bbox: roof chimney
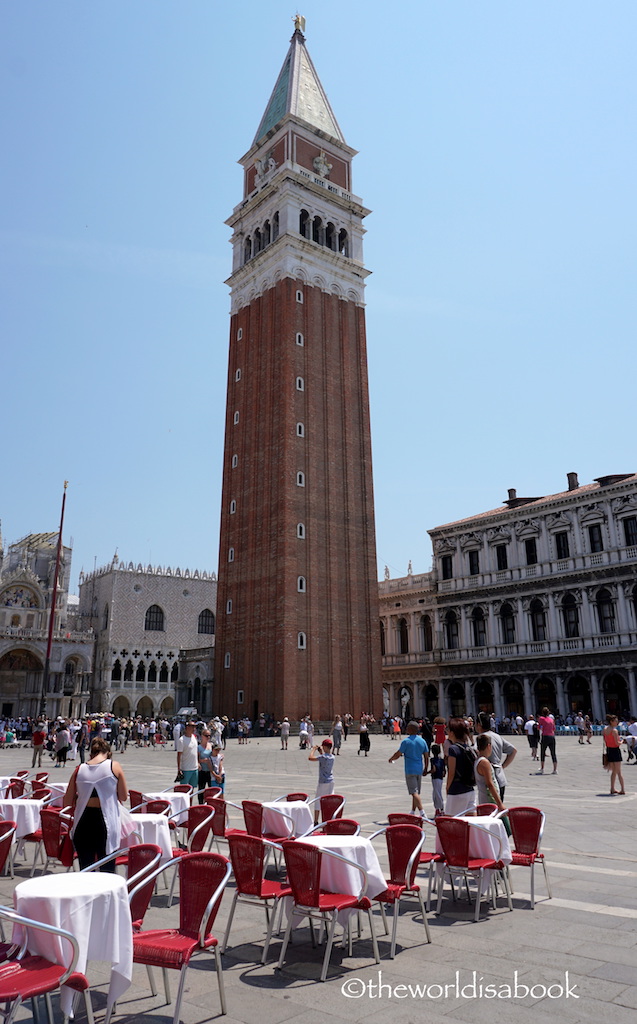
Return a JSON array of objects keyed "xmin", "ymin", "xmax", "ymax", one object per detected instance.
[
  {"xmin": 567, "ymin": 472, "xmax": 579, "ymax": 491},
  {"xmin": 508, "ymin": 488, "xmax": 517, "ymax": 501}
]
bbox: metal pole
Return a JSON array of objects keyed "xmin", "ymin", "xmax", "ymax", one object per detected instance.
[{"xmin": 40, "ymin": 481, "xmax": 68, "ymax": 718}]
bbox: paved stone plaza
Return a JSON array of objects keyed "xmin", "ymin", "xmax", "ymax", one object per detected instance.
[{"xmin": 0, "ymin": 732, "xmax": 635, "ymax": 1024}]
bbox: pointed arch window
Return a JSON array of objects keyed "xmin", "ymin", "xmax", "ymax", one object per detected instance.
[
  {"xmin": 296, "ymin": 422, "xmax": 305, "ymax": 437},
  {"xmin": 171, "ymin": 662, "xmax": 179, "ymax": 682},
  {"xmin": 124, "ymin": 660, "xmax": 134, "ymax": 681},
  {"xmin": 297, "ymin": 471, "xmax": 305, "ymax": 487},
  {"xmin": 145, "ymin": 605, "xmax": 165, "ymax": 632},
  {"xmin": 297, "ymin": 632, "xmax": 307, "ymax": 650},
  {"xmin": 297, "ymin": 576, "xmax": 306, "ymax": 593},
  {"xmin": 111, "ymin": 659, "xmax": 122, "ymax": 681},
  {"xmin": 296, "ymin": 523, "xmax": 305, "ymax": 539},
  {"xmin": 148, "ymin": 661, "xmax": 157, "ymax": 682},
  {"xmin": 296, "ymin": 332, "xmax": 304, "ymax": 346},
  {"xmin": 296, "ymin": 377, "xmax": 304, "ymax": 391},
  {"xmin": 159, "ymin": 661, "xmax": 169, "ymax": 682},
  {"xmin": 198, "ymin": 608, "xmax": 215, "ymax": 635},
  {"xmin": 136, "ymin": 661, "xmax": 146, "ymax": 682}
]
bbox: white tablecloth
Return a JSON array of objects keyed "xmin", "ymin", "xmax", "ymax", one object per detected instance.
[
  {"xmin": 14, "ymin": 872, "xmax": 133, "ymax": 1015},
  {"xmin": 124, "ymin": 813, "xmax": 172, "ymax": 862},
  {"xmin": 0, "ymin": 798, "xmax": 44, "ymax": 838},
  {"xmin": 143, "ymin": 790, "xmax": 190, "ymax": 825},
  {"xmin": 43, "ymin": 781, "xmax": 67, "ymax": 807},
  {"xmin": 262, "ymin": 801, "xmax": 313, "ymax": 838},
  {"xmin": 302, "ymin": 835, "xmax": 387, "ymax": 898},
  {"xmin": 0, "ymin": 777, "xmax": 14, "ymax": 798},
  {"xmin": 435, "ymin": 816, "xmax": 511, "ymax": 893}
]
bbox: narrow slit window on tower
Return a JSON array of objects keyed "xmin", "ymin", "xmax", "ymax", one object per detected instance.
[
  {"xmin": 296, "ymin": 332, "xmax": 304, "ymax": 346},
  {"xmin": 237, "ymin": 328, "xmax": 243, "ymax": 340},
  {"xmin": 297, "ymin": 576, "xmax": 306, "ymax": 593},
  {"xmin": 296, "ymin": 377, "xmax": 304, "ymax": 391},
  {"xmin": 231, "ymin": 454, "xmax": 238, "ymax": 468},
  {"xmin": 297, "ymin": 632, "xmax": 307, "ymax": 650},
  {"xmin": 297, "ymin": 523, "xmax": 305, "ymax": 539},
  {"xmin": 228, "ymin": 547, "xmax": 234, "ymax": 562},
  {"xmin": 296, "ymin": 422, "xmax": 305, "ymax": 437},
  {"xmin": 230, "ymin": 500, "xmax": 236, "ymax": 514},
  {"xmin": 296, "ymin": 290, "xmax": 303, "ymax": 303},
  {"xmin": 297, "ymin": 471, "xmax": 305, "ymax": 487},
  {"xmin": 235, "ymin": 369, "xmax": 241, "ymax": 382},
  {"xmin": 224, "ymin": 653, "xmax": 231, "ymax": 668},
  {"xmin": 233, "ymin": 411, "xmax": 239, "ymax": 424},
  {"xmin": 226, "ymin": 599, "xmax": 232, "ymax": 614}
]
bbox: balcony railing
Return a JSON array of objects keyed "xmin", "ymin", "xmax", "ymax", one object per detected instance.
[
  {"xmin": 0, "ymin": 626, "xmax": 94, "ymax": 642},
  {"xmin": 381, "ymin": 630, "xmax": 635, "ymax": 668}
]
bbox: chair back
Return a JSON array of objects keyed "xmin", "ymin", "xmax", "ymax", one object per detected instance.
[
  {"xmin": 388, "ymin": 812, "xmax": 423, "ymax": 827},
  {"xmin": 178, "ymin": 852, "xmax": 231, "ymax": 940},
  {"xmin": 40, "ymin": 807, "xmax": 74, "ymax": 866},
  {"xmin": 435, "ymin": 817, "xmax": 470, "ymax": 868},
  {"xmin": 31, "ymin": 782, "xmax": 51, "ymax": 799},
  {"xmin": 7, "ymin": 779, "xmax": 25, "ymax": 799},
  {"xmin": 173, "ymin": 784, "xmax": 193, "ymax": 795},
  {"xmin": 319, "ymin": 794, "xmax": 344, "ymax": 822},
  {"xmin": 286, "ymin": 792, "xmax": 308, "ymax": 802},
  {"xmin": 203, "ymin": 787, "xmax": 223, "ymax": 801},
  {"xmin": 476, "ymin": 803, "xmax": 498, "ymax": 816},
  {"xmin": 144, "ymin": 799, "xmax": 171, "ymax": 815},
  {"xmin": 34, "ymin": 772, "xmax": 49, "ymax": 783},
  {"xmin": 282, "ymin": 841, "xmax": 322, "ymax": 908},
  {"xmin": 208, "ymin": 797, "xmax": 228, "ymax": 837},
  {"xmin": 186, "ymin": 805, "xmax": 215, "ymax": 852},
  {"xmin": 385, "ymin": 824, "xmax": 423, "ymax": 887},
  {"xmin": 227, "ymin": 834, "xmax": 268, "ymax": 896},
  {"xmin": 127, "ymin": 843, "xmax": 162, "ymax": 927},
  {"xmin": 321, "ymin": 818, "xmax": 360, "ymax": 836},
  {"xmin": 507, "ymin": 807, "xmax": 543, "ymax": 856},
  {"xmin": 242, "ymin": 800, "xmax": 264, "ymax": 837},
  {"xmin": 129, "ymin": 789, "xmax": 144, "ymax": 810},
  {"xmin": 14, "ymin": 771, "xmax": 30, "ymax": 781},
  {"xmin": 0, "ymin": 821, "xmax": 16, "ymax": 874}
]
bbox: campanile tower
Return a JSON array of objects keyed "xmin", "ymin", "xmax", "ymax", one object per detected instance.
[{"xmin": 214, "ymin": 19, "xmax": 380, "ymax": 722}]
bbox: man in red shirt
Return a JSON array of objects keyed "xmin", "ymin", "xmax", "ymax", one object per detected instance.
[{"xmin": 31, "ymin": 722, "xmax": 47, "ymax": 768}]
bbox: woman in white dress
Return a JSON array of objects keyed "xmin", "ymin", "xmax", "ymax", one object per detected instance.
[{"xmin": 64, "ymin": 738, "xmax": 128, "ymax": 870}]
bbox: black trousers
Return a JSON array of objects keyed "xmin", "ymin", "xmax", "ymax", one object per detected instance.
[{"xmin": 72, "ymin": 806, "xmax": 116, "ymax": 871}]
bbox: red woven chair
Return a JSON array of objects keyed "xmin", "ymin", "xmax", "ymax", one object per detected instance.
[
  {"xmin": 129, "ymin": 789, "xmax": 144, "ymax": 810},
  {"xmin": 0, "ymin": 906, "xmax": 94, "ymax": 1024},
  {"xmin": 33, "ymin": 772, "xmax": 50, "ymax": 784},
  {"xmin": 385, "ymin": 815, "xmax": 444, "ymax": 911},
  {"xmin": 476, "ymin": 803, "xmax": 499, "ymax": 816},
  {"xmin": 435, "ymin": 817, "xmax": 512, "ymax": 921},
  {"xmin": 172, "ymin": 784, "xmax": 193, "ymax": 796},
  {"xmin": 317, "ymin": 794, "xmax": 345, "ymax": 821},
  {"xmin": 167, "ymin": 805, "xmax": 216, "ymax": 906},
  {"xmin": 6, "ymin": 779, "xmax": 25, "ymax": 799},
  {"xmin": 202, "ymin": 787, "xmax": 223, "ymax": 803},
  {"xmin": 278, "ymin": 840, "xmax": 380, "ymax": 981},
  {"xmin": 221, "ymin": 834, "xmax": 291, "ymax": 962},
  {"xmin": 38, "ymin": 807, "xmax": 76, "ymax": 874},
  {"xmin": 305, "ymin": 818, "xmax": 361, "ymax": 837},
  {"xmin": 30, "ymin": 782, "xmax": 52, "ymax": 801},
  {"xmin": 272, "ymin": 792, "xmax": 308, "ymax": 803},
  {"xmin": 501, "ymin": 806, "xmax": 552, "ymax": 908},
  {"xmin": 206, "ymin": 797, "xmax": 245, "ymax": 852},
  {"xmin": 0, "ymin": 820, "xmax": 16, "ymax": 880},
  {"xmin": 132, "ymin": 851, "xmax": 231, "ymax": 1022},
  {"xmin": 14, "ymin": 771, "xmax": 30, "ymax": 781},
  {"xmin": 388, "ymin": 812, "xmax": 423, "ymax": 826},
  {"xmin": 372, "ymin": 824, "xmax": 432, "ymax": 957},
  {"xmin": 242, "ymin": 800, "xmax": 294, "ymax": 842},
  {"xmin": 143, "ymin": 800, "xmax": 171, "ymax": 816}
]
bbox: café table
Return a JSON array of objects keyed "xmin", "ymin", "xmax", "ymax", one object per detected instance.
[
  {"xmin": 0, "ymin": 798, "xmax": 45, "ymax": 839},
  {"xmin": 123, "ymin": 812, "xmax": 172, "ymax": 861},
  {"xmin": 435, "ymin": 815, "xmax": 512, "ymax": 894},
  {"xmin": 0, "ymin": 777, "xmax": 14, "ymax": 798},
  {"xmin": 143, "ymin": 789, "xmax": 190, "ymax": 825},
  {"xmin": 13, "ymin": 871, "xmax": 133, "ymax": 1016},
  {"xmin": 262, "ymin": 800, "xmax": 313, "ymax": 838},
  {"xmin": 42, "ymin": 781, "xmax": 67, "ymax": 807}
]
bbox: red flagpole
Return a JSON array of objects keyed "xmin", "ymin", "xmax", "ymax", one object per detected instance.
[{"xmin": 40, "ymin": 481, "xmax": 68, "ymax": 718}]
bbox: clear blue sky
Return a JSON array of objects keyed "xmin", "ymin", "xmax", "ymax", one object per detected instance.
[{"xmin": 2, "ymin": 1, "xmax": 635, "ymax": 590}]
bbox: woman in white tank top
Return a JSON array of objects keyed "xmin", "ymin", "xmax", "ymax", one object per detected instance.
[{"xmin": 64, "ymin": 737, "xmax": 128, "ymax": 870}]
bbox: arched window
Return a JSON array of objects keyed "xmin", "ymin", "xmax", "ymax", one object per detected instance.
[
  {"xmin": 145, "ymin": 605, "xmax": 165, "ymax": 631},
  {"xmin": 562, "ymin": 594, "xmax": 579, "ymax": 638},
  {"xmin": 445, "ymin": 611, "xmax": 459, "ymax": 650},
  {"xmin": 124, "ymin": 660, "xmax": 134, "ymax": 681},
  {"xmin": 198, "ymin": 608, "xmax": 215, "ymax": 635},
  {"xmin": 471, "ymin": 608, "xmax": 487, "ymax": 647},
  {"xmin": 171, "ymin": 662, "xmax": 179, "ymax": 682},
  {"xmin": 296, "ymin": 377, "xmax": 304, "ymax": 391},
  {"xmin": 312, "ymin": 216, "xmax": 323, "ymax": 244},
  {"xmin": 230, "ymin": 500, "xmax": 236, "ymax": 514},
  {"xmin": 338, "ymin": 228, "xmax": 349, "ymax": 256},
  {"xmin": 136, "ymin": 661, "xmax": 146, "ymax": 682},
  {"xmin": 224, "ymin": 652, "xmax": 231, "ymax": 668},
  {"xmin": 102, "ymin": 604, "xmax": 109, "ymax": 631},
  {"xmin": 147, "ymin": 661, "xmax": 157, "ymax": 682},
  {"xmin": 421, "ymin": 614, "xmax": 433, "ymax": 651},
  {"xmin": 325, "ymin": 221, "xmax": 336, "ymax": 250},
  {"xmin": 500, "ymin": 603, "xmax": 515, "ymax": 644},
  {"xmin": 380, "ymin": 620, "xmax": 386, "ymax": 656},
  {"xmin": 297, "ymin": 471, "xmax": 305, "ymax": 487},
  {"xmin": 111, "ymin": 659, "xmax": 122, "ymax": 681},
  {"xmin": 530, "ymin": 598, "xmax": 546, "ymax": 641},
  {"xmin": 232, "ymin": 454, "xmax": 238, "ymax": 468},
  {"xmin": 272, "ymin": 211, "xmax": 279, "ymax": 240},
  {"xmin": 632, "ymin": 585, "xmax": 637, "ymax": 627},
  {"xmin": 254, "ymin": 227, "xmax": 262, "ymax": 254},
  {"xmin": 235, "ymin": 369, "xmax": 241, "ymax": 382},
  {"xmin": 297, "ymin": 632, "xmax": 307, "ymax": 650},
  {"xmin": 296, "ymin": 523, "xmax": 305, "ymax": 539},
  {"xmin": 233, "ymin": 411, "xmax": 239, "ymax": 424},
  {"xmin": 159, "ymin": 662, "xmax": 169, "ymax": 682},
  {"xmin": 243, "ymin": 237, "xmax": 252, "ymax": 263},
  {"xmin": 297, "ymin": 576, "xmax": 306, "ymax": 593},
  {"xmin": 296, "ymin": 422, "xmax": 305, "ymax": 437},
  {"xmin": 263, "ymin": 219, "xmax": 271, "ymax": 245},
  {"xmin": 299, "ymin": 209, "xmax": 310, "ymax": 238},
  {"xmin": 194, "ymin": 678, "xmax": 201, "ymax": 704},
  {"xmin": 596, "ymin": 588, "xmax": 615, "ymax": 633},
  {"xmin": 398, "ymin": 617, "xmax": 409, "ymax": 654},
  {"xmin": 226, "ymin": 600, "xmax": 232, "ymax": 614},
  {"xmin": 228, "ymin": 548, "xmax": 234, "ymax": 562},
  {"xmin": 296, "ymin": 332, "xmax": 304, "ymax": 346}
]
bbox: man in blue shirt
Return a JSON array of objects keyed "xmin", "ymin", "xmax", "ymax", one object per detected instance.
[{"xmin": 388, "ymin": 720, "xmax": 429, "ymax": 815}]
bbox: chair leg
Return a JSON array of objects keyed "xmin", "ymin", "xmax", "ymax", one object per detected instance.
[
  {"xmin": 262, "ymin": 897, "xmax": 280, "ymax": 964},
  {"xmin": 162, "ymin": 966, "xmax": 172, "ymax": 1005},
  {"xmin": 390, "ymin": 899, "xmax": 400, "ymax": 959},
  {"xmin": 145, "ymin": 964, "xmax": 158, "ymax": 996},
  {"xmin": 276, "ymin": 912, "xmax": 295, "ymax": 970},
  {"xmin": 167, "ymin": 864, "xmax": 179, "ymax": 908},
  {"xmin": 378, "ymin": 902, "xmax": 389, "ymax": 934},
  {"xmin": 474, "ymin": 869, "xmax": 483, "ymax": 922},
  {"xmin": 436, "ymin": 869, "xmax": 445, "ymax": 915},
  {"xmin": 221, "ymin": 890, "xmax": 239, "ymax": 954},
  {"xmin": 530, "ymin": 863, "xmax": 535, "ymax": 909},
  {"xmin": 85, "ymin": 990, "xmax": 96, "ymax": 1024},
  {"xmin": 542, "ymin": 858, "xmax": 553, "ymax": 899},
  {"xmin": 501, "ymin": 869, "xmax": 513, "ymax": 912},
  {"xmin": 172, "ymin": 966, "xmax": 188, "ymax": 1024},
  {"xmin": 366, "ymin": 907, "xmax": 380, "ymax": 964},
  {"xmin": 320, "ymin": 912, "xmax": 338, "ymax": 982},
  {"xmin": 417, "ymin": 889, "xmax": 432, "ymax": 943},
  {"xmin": 214, "ymin": 945, "xmax": 227, "ymax": 1015},
  {"xmin": 44, "ymin": 993, "xmax": 54, "ymax": 1024}
]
